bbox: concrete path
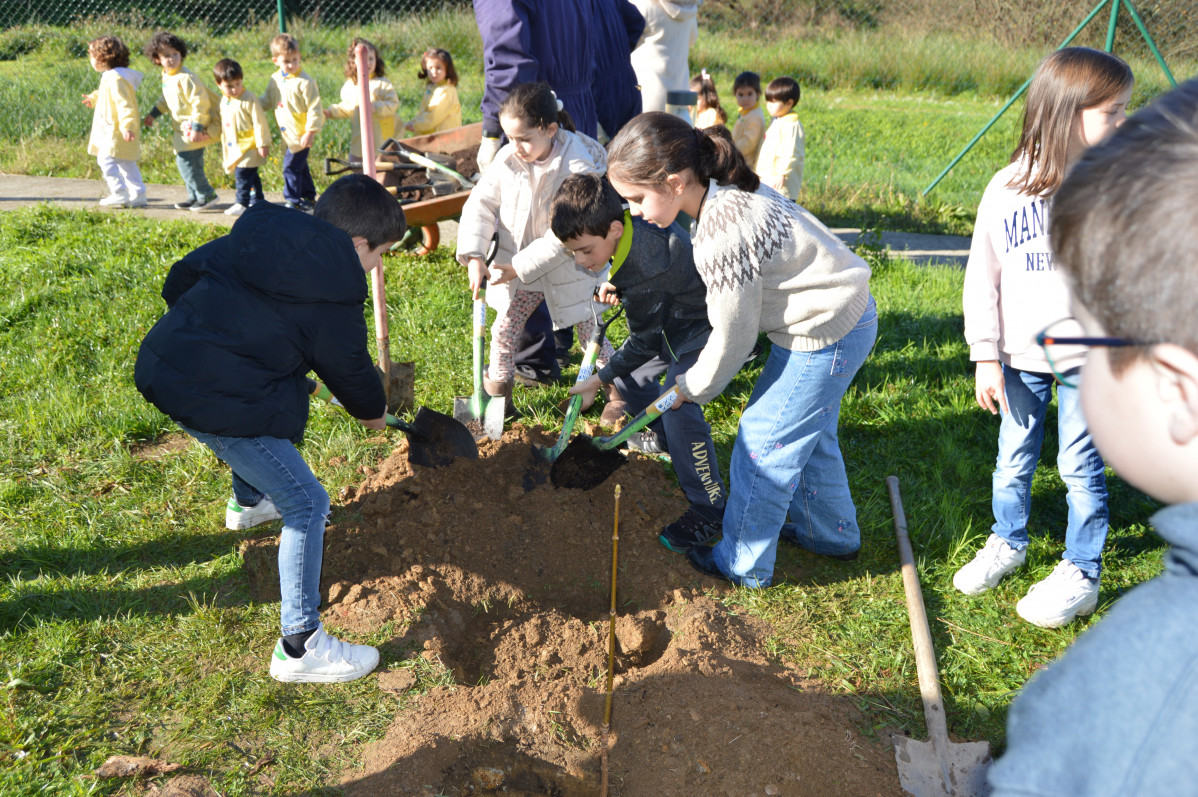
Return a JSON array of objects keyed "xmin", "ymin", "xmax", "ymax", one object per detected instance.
[{"xmin": 0, "ymin": 173, "xmax": 971, "ymax": 265}]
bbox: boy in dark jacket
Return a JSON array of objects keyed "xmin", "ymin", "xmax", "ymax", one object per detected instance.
[
  {"xmin": 135, "ymin": 174, "xmax": 406, "ymax": 683},
  {"xmin": 553, "ymin": 173, "xmax": 726, "ymax": 552}
]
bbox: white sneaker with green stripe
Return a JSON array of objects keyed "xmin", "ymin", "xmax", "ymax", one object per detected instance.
[
  {"xmin": 224, "ymin": 496, "xmax": 281, "ymax": 530},
  {"xmin": 269, "ymin": 623, "xmax": 379, "ymax": 683}
]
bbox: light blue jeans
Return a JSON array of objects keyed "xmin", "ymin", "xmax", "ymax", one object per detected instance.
[
  {"xmin": 712, "ymin": 297, "xmax": 878, "ymax": 587},
  {"xmin": 991, "ymin": 365, "xmax": 1108, "ymax": 579},
  {"xmin": 182, "ymin": 427, "xmax": 329, "ymax": 635}
]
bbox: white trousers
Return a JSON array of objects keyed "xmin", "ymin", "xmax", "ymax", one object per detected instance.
[{"xmin": 97, "ymin": 154, "xmax": 145, "ymax": 199}]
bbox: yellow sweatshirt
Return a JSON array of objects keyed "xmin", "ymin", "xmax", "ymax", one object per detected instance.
[
  {"xmin": 261, "ymin": 69, "xmax": 324, "ymax": 153},
  {"xmin": 756, "ymin": 112, "xmax": 805, "ymax": 201},
  {"xmin": 219, "ymin": 91, "xmax": 271, "ymax": 173},
  {"xmin": 408, "ymin": 83, "xmax": 462, "ymax": 136},
  {"xmin": 731, "ymin": 105, "xmax": 765, "ymax": 167},
  {"xmin": 87, "ymin": 67, "xmax": 142, "ymax": 162},
  {"xmin": 324, "ymin": 77, "xmax": 399, "ymax": 158},
  {"xmin": 153, "ymin": 66, "xmax": 220, "ymax": 153}
]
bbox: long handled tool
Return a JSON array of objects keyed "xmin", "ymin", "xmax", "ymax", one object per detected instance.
[
  {"xmin": 308, "ymin": 380, "xmax": 476, "ymax": 468},
  {"xmin": 887, "ymin": 476, "xmax": 991, "ymax": 797},
  {"xmin": 549, "ymin": 385, "xmax": 681, "ymax": 490},
  {"xmin": 600, "ymin": 483, "xmax": 621, "ymax": 797},
  {"xmin": 323, "ymin": 157, "xmax": 423, "ymax": 176},
  {"xmin": 453, "ymin": 236, "xmax": 504, "ymax": 441},
  {"xmin": 379, "ymin": 137, "xmax": 476, "ymax": 189},
  {"xmin": 535, "ymin": 301, "xmax": 624, "ymax": 463}
]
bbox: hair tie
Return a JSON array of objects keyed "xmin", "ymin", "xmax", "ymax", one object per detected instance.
[
  {"xmin": 700, "ymin": 68, "xmax": 709, "ymax": 81},
  {"xmin": 556, "ymin": 99, "xmax": 564, "ymax": 112}
]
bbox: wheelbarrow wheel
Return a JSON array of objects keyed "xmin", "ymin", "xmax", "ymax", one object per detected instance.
[{"xmin": 414, "ymin": 224, "xmax": 440, "ymax": 256}]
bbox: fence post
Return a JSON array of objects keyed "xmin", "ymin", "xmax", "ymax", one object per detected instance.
[
  {"xmin": 1123, "ymin": 0, "xmax": 1179, "ymax": 86},
  {"xmin": 1104, "ymin": 0, "xmax": 1121, "ymax": 51},
  {"xmin": 277, "ymin": 0, "xmax": 286, "ymax": 33}
]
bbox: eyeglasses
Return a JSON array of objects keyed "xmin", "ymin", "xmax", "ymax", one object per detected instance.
[{"xmin": 1035, "ymin": 318, "xmax": 1145, "ymax": 387}]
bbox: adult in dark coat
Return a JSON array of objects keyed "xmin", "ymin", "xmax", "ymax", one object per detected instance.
[
  {"xmin": 135, "ymin": 177, "xmax": 405, "ymax": 684},
  {"xmin": 474, "ymin": 0, "xmax": 601, "ymax": 382},
  {"xmin": 592, "ymin": 0, "xmax": 646, "ymax": 140}
]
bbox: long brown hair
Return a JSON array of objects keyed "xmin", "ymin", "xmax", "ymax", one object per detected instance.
[
  {"xmin": 1010, "ymin": 47, "xmax": 1132, "ymax": 196},
  {"xmin": 690, "ymin": 71, "xmax": 727, "ymax": 125},
  {"xmin": 499, "ymin": 81, "xmax": 575, "ymax": 133},
  {"xmin": 606, "ymin": 111, "xmax": 759, "ymax": 192},
  {"xmin": 343, "ymin": 38, "xmax": 386, "ymax": 82}
]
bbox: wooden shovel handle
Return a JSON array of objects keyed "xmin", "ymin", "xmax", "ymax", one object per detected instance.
[{"xmin": 887, "ymin": 475, "xmax": 951, "ymax": 745}]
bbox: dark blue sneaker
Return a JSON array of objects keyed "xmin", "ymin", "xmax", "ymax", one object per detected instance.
[{"xmin": 659, "ymin": 507, "xmax": 722, "ymax": 553}]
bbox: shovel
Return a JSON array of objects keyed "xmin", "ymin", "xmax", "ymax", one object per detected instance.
[
  {"xmin": 308, "ymin": 379, "xmax": 476, "ymax": 468},
  {"xmin": 453, "ymin": 236, "xmax": 504, "ymax": 441},
  {"xmin": 550, "ymin": 385, "xmax": 681, "ymax": 490},
  {"xmin": 535, "ymin": 301, "xmax": 624, "ymax": 463},
  {"xmin": 887, "ymin": 475, "xmax": 991, "ymax": 797}
]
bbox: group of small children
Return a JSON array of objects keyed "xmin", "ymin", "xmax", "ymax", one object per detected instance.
[
  {"xmin": 85, "ymin": 32, "xmax": 461, "ymax": 214},
  {"xmin": 688, "ymin": 69, "xmax": 805, "ymax": 201}
]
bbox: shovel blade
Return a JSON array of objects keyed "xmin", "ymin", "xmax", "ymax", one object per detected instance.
[
  {"xmin": 453, "ymin": 394, "xmax": 504, "ymax": 442},
  {"xmin": 549, "ymin": 434, "xmax": 628, "ymax": 490},
  {"xmin": 894, "ymin": 735, "xmax": 991, "ymax": 797},
  {"xmin": 405, "ymin": 406, "xmax": 479, "ymax": 468}
]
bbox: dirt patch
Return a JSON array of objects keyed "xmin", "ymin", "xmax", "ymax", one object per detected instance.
[
  {"xmin": 129, "ymin": 433, "xmax": 191, "ymax": 461},
  {"xmin": 241, "ymin": 424, "xmax": 901, "ymax": 796}
]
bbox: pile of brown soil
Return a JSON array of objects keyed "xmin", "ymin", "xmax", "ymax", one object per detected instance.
[
  {"xmin": 241, "ymin": 424, "xmax": 901, "ymax": 796},
  {"xmin": 382, "ymin": 145, "xmax": 479, "ymax": 204}
]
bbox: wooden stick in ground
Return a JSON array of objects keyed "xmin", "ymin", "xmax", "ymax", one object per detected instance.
[
  {"xmin": 601, "ymin": 484, "xmax": 621, "ymax": 797},
  {"xmin": 355, "ymin": 43, "xmax": 391, "ymax": 406}
]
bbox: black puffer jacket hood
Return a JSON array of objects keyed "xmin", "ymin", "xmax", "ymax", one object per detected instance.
[{"xmin": 135, "ymin": 202, "xmax": 386, "ymax": 440}]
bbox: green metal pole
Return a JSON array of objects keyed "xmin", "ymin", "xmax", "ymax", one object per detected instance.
[
  {"xmin": 1104, "ymin": 0, "xmax": 1121, "ymax": 51},
  {"xmin": 277, "ymin": 0, "xmax": 286, "ymax": 33},
  {"xmin": 922, "ymin": 0, "xmax": 1110, "ymax": 196},
  {"xmin": 1123, "ymin": 0, "xmax": 1178, "ymax": 87}
]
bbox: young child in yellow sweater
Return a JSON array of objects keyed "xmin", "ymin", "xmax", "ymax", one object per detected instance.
[
  {"xmin": 142, "ymin": 31, "xmax": 221, "ymax": 211},
  {"xmin": 83, "ymin": 35, "xmax": 146, "ymax": 208},
  {"xmin": 213, "ymin": 58, "xmax": 270, "ymax": 217},
  {"xmin": 730, "ymin": 71, "xmax": 766, "ymax": 167},
  {"xmin": 405, "ymin": 48, "xmax": 462, "ymax": 136},
  {"xmin": 323, "ymin": 38, "xmax": 398, "ymax": 162},
  {"xmin": 261, "ymin": 33, "xmax": 323, "ymax": 212}
]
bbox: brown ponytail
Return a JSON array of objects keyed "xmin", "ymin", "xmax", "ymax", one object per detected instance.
[{"xmin": 607, "ymin": 112, "xmax": 759, "ymax": 192}]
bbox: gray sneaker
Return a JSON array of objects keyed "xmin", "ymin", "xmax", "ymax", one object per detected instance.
[{"xmin": 626, "ymin": 429, "xmax": 668, "ymax": 456}]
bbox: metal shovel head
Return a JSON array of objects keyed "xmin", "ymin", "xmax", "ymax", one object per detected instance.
[
  {"xmin": 453, "ymin": 393, "xmax": 504, "ymax": 442},
  {"xmin": 549, "ymin": 434, "xmax": 628, "ymax": 490},
  {"xmin": 894, "ymin": 734, "xmax": 991, "ymax": 797},
  {"xmin": 405, "ymin": 406, "xmax": 479, "ymax": 468}
]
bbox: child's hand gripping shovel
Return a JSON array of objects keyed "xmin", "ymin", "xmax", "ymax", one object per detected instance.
[
  {"xmin": 534, "ymin": 299, "xmax": 624, "ymax": 463},
  {"xmin": 309, "ymin": 380, "xmax": 476, "ymax": 469},
  {"xmin": 453, "ymin": 235, "xmax": 505, "ymax": 441},
  {"xmin": 550, "ymin": 385, "xmax": 682, "ymax": 490}
]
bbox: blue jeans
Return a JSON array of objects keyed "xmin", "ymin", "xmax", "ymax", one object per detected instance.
[
  {"xmin": 233, "ymin": 166, "xmax": 263, "ymax": 206},
  {"xmin": 712, "ymin": 297, "xmax": 878, "ymax": 587},
  {"xmin": 991, "ymin": 365, "xmax": 1108, "ymax": 579},
  {"xmin": 181, "ymin": 427, "xmax": 329, "ymax": 635},
  {"xmin": 614, "ymin": 347, "xmax": 725, "ymax": 516},
  {"xmin": 282, "ymin": 147, "xmax": 315, "ymax": 203},
  {"xmin": 175, "ymin": 148, "xmax": 215, "ymax": 202}
]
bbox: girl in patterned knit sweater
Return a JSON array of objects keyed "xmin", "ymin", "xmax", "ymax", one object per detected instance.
[{"xmin": 607, "ymin": 112, "xmax": 876, "ymax": 588}]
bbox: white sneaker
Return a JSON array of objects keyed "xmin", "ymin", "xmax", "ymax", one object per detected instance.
[
  {"xmin": 952, "ymin": 533, "xmax": 1026, "ymax": 595},
  {"xmin": 1016, "ymin": 560, "xmax": 1099, "ymax": 628},
  {"xmin": 98, "ymin": 193, "xmax": 130, "ymax": 207},
  {"xmin": 224, "ymin": 202, "xmax": 248, "ymax": 216},
  {"xmin": 224, "ymin": 496, "xmax": 281, "ymax": 530},
  {"xmin": 127, "ymin": 194, "xmax": 148, "ymax": 208},
  {"xmin": 269, "ymin": 623, "xmax": 379, "ymax": 683}
]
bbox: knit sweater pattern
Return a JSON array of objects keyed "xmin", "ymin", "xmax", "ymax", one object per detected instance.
[{"xmin": 676, "ymin": 181, "xmax": 871, "ymax": 405}]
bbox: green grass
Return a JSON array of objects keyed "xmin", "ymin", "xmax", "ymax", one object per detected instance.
[{"xmin": 0, "ymin": 205, "xmax": 1166, "ymax": 792}]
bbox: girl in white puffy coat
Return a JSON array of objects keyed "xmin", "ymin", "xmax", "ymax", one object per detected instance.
[{"xmin": 457, "ymin": 81, "xmax": 616, "ymax": 404}]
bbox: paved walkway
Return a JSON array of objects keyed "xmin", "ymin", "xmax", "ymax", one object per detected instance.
[{"xmin": 0, "ymin": 173, "xmax": 971, "ymax": 265}]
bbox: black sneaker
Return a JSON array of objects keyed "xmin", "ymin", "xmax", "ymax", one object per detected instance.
[
  {"xmin": 512, "ymin": 364, "xmax": 559, "ymax": 388},
  {"xmin": 189, "ymin": 194, "xmax": 219, "ymax": 212},
  {"xmin": 659, "ymin": 507, "xmax": 722, "ymax": 553},
  {"xmin": 285, "ymin": 200, "xmax": 314, "ymax": 213},
  {"xmin": 173, "ymin": 198, "xmax": 197, "ymax": 210},
  {"xmin": 626, "ymin": 429, "xmax": 668, "ymax": 456}
]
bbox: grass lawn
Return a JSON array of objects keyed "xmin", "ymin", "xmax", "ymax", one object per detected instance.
[{"xmin": 0, "ymin": 205, "xmax": 1165, "ymax": 794}]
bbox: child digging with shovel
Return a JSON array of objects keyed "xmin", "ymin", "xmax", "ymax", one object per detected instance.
[
  {"xmin": 135, "ymin": 174, "xmax": 406, "ymax": 683},
  {"xmin": 554, "ymin": 173, "xmax": 727, "ymax": 551}
]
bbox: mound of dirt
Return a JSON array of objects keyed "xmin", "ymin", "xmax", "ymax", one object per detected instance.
[{"xmin": 241, "ymin": 424, "xmax": 901, "ymax": 796}]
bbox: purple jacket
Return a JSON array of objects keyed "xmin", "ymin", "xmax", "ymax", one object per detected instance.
[{"xmin": 474, "ymin": 0, "xmax": 598, "ymax": 139}]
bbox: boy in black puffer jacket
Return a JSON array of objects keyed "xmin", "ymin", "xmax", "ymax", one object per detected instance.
[
  {"xmin": 552, "ymin": 172, "xmax": 726, "ymax": 553},
  {"xmin": 135, "ymin": 174, "xmax": 405, "ymax": 684}
]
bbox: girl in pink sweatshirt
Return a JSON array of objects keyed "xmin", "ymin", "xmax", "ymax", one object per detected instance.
[{"xmin": 956, "ymin": 47, "xmax": 1133, "ymax": 628}]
